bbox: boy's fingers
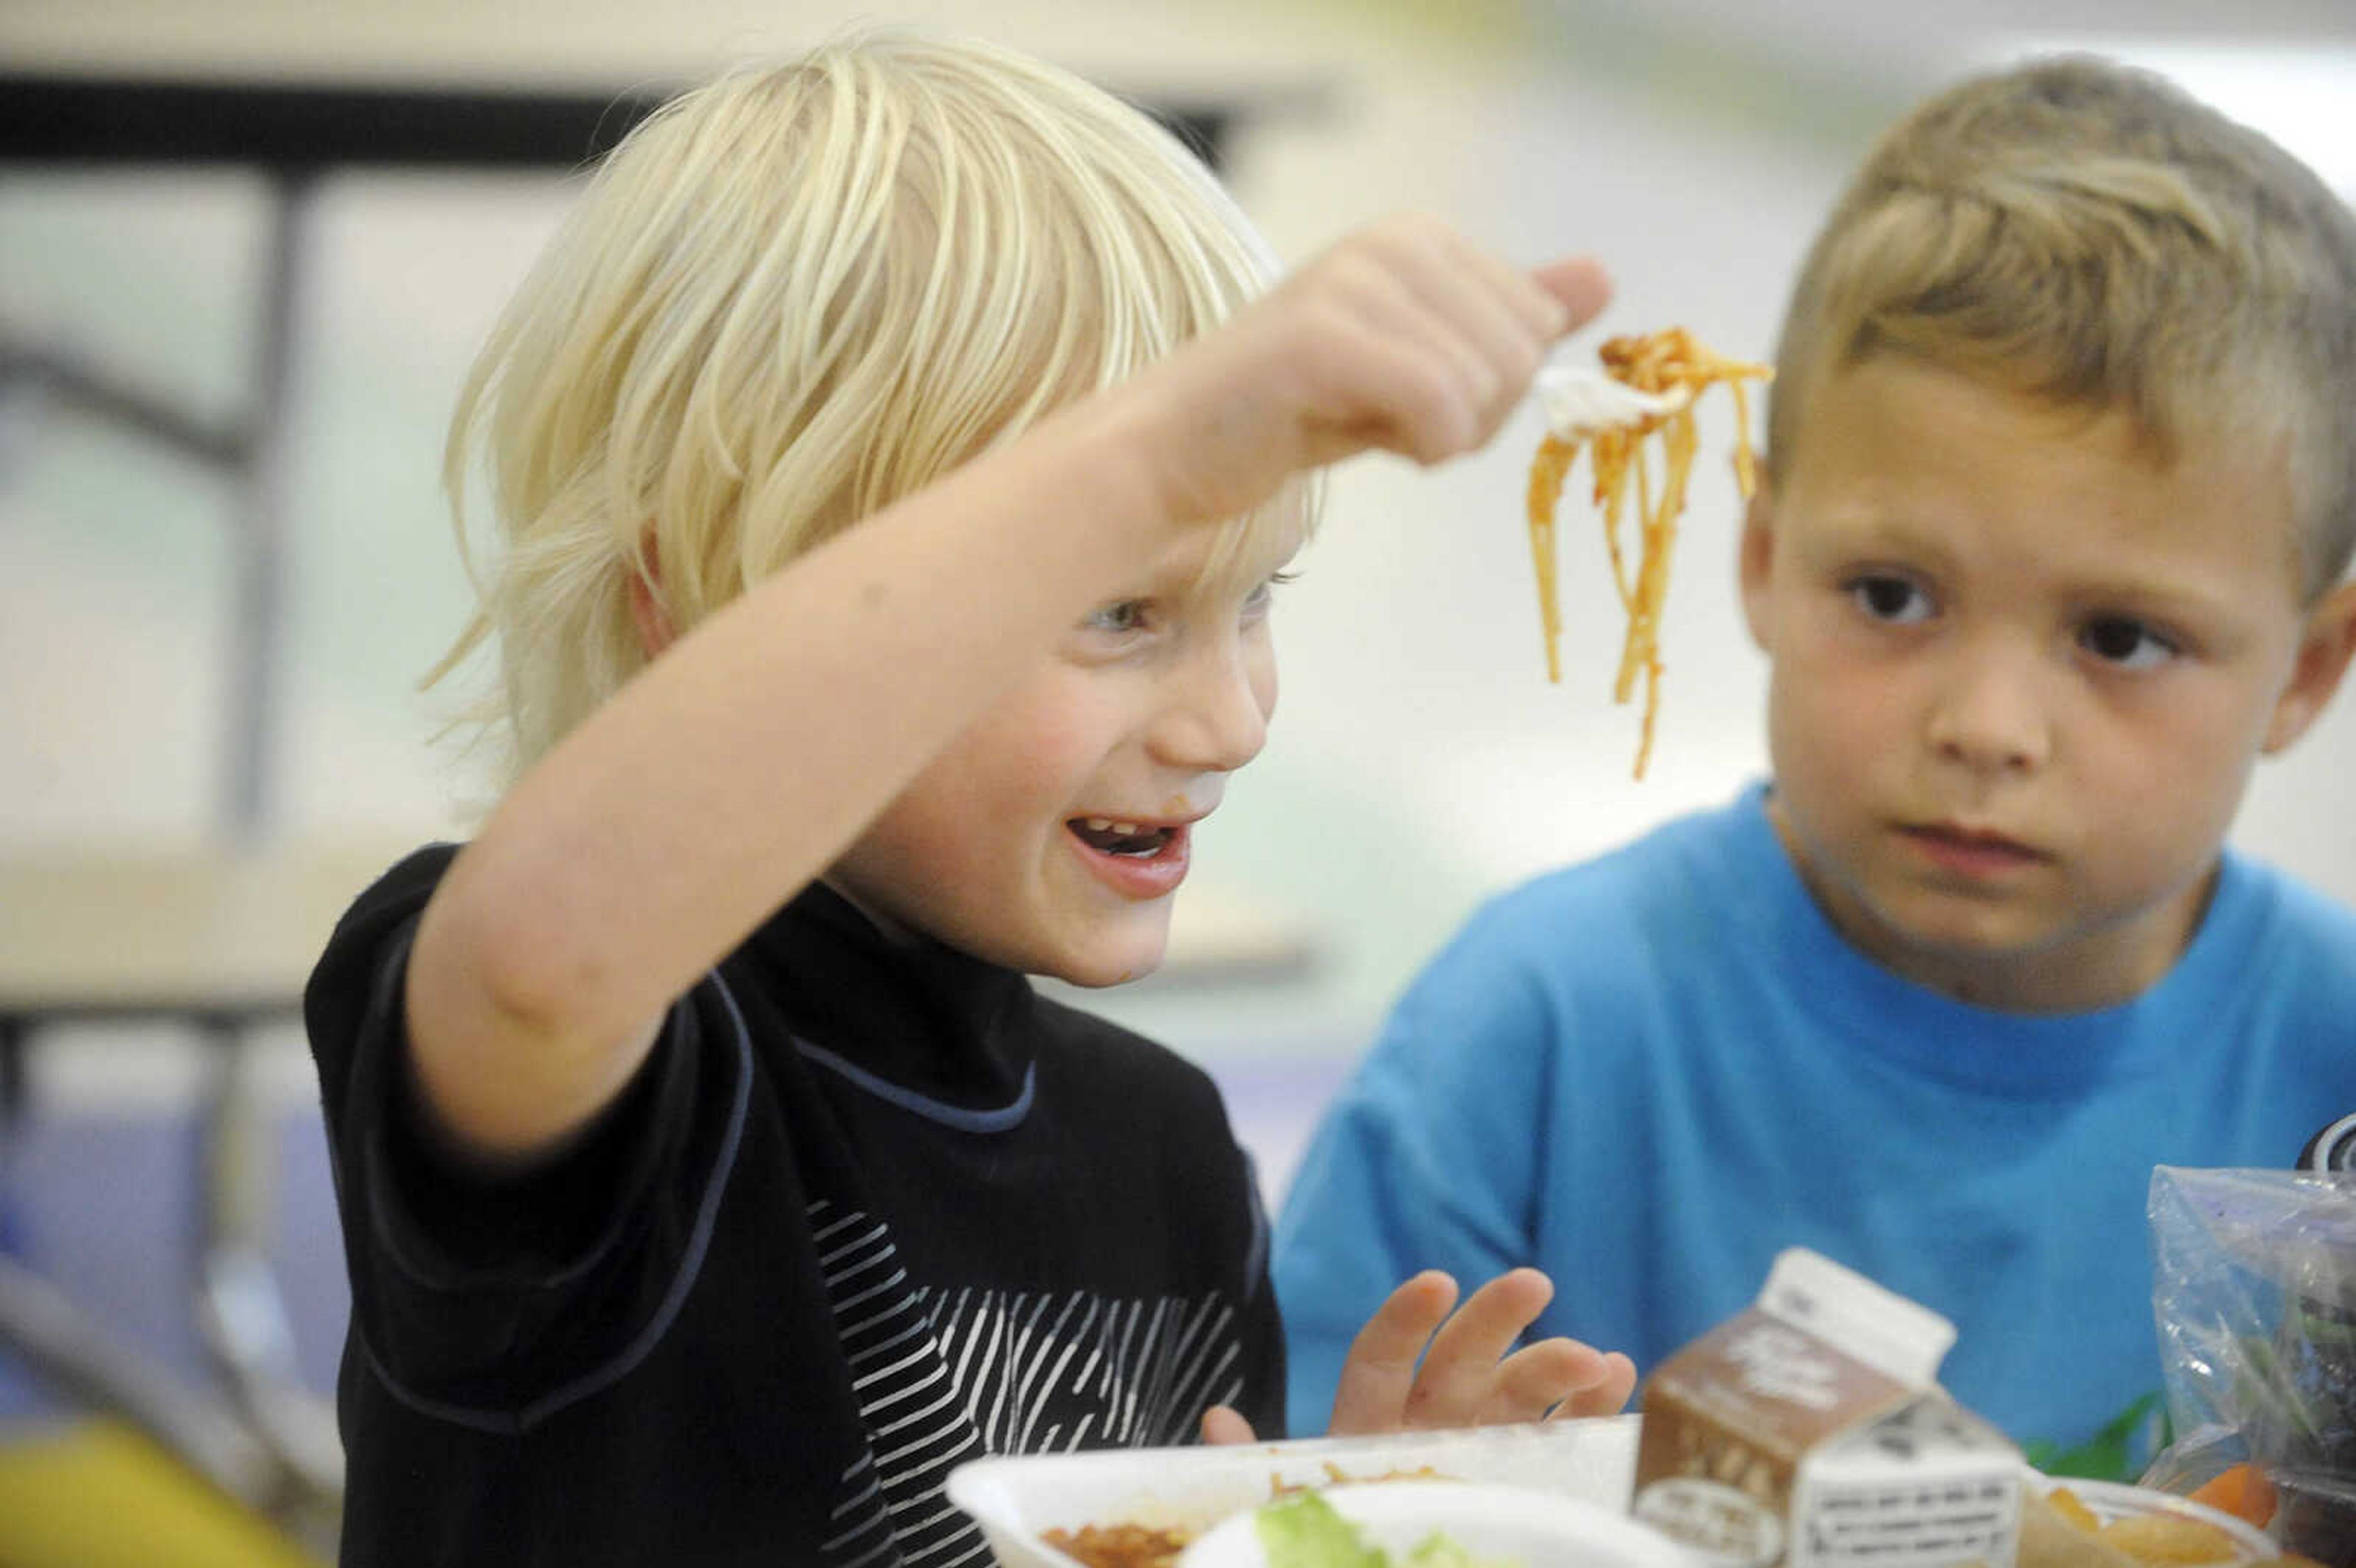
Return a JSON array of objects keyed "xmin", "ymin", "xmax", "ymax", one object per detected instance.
[
  {"xmin": 1477, "ymin": 1338, "xmax": 1593, "ymax": 1425},
  {"xmin": 1199, "ymin": 1404, "xmax": 1258, "ymax": 1445},
  {"xmin": 1483, "ymin": 1338, "xmax": 1636, "ymax": 1424},
  {"xmin": 1361, "ymin": 287, "xmax": 1512, "ymax": 448},
  {"xmin": 1326, "ymin": 1270, "xmax": 1460, "ymax": 1434},
  {"xmin": 1531, "ymin": 255, "xmax": 1614, "ymax": 338},
  {"xmin": 1322, "ymin": 328, "xmax": 1494, "ymax": 468},
  {"xmin": 1389, "ymin": 224, "xmax": 1564, "ymax": 403},
  {"xmin": 1400, "ymin": 1267, "xmax": 1555, "ymax": 1427},
  {"xmin": 1273, "ymin": 228, "xmax": 1614, "ymax": 472},
  {"xmin": 1373, "ymin": 212, "xmax": 1588, "ymax": 346},
  {"xmin": 1326, "ymin": 1268, "xmax": 1633, "ymax": 1437},
  {"xmin": 1552, "ymin": 1350, "xmax": 1639, "ymax": 1420}
]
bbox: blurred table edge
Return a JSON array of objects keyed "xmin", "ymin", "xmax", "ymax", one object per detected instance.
[{"xmin": 0, "ymin": 843, "xmax": 1319, "ymax": 1016}]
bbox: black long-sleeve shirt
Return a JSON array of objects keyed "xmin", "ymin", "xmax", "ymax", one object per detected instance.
[{"xmin": 306, "ymin": 846, "xmax": 1284, "ymax": 1566}]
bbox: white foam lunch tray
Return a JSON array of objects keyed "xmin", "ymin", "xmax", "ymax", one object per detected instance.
[{"xmin": 946, "ymin": 1414, "xmax": 1646, "ymax": 1568}]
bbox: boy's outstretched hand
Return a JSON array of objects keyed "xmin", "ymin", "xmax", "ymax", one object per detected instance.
[
  {"xmin": 1198, "ymin": 1267, "xmax": 1636, "ymax": 1445},
  {"xmin": 1123, "ymin": 212, "xmax": 1613, "ymax": 531}
]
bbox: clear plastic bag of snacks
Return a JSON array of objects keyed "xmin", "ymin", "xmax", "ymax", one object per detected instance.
[{"xmin": 2144, "ymin": 1164, "xmax": 2356, "ymax": 1567}]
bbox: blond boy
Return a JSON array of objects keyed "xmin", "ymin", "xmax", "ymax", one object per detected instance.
[{"xmin": 305, "ymin": 29, "xmax": 1631, "ymax": 1568}]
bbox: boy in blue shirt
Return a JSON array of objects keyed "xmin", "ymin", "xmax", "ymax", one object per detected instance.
[{"xmin": 1274, "ymin": 53, "xmax": 2356, "ymax": 1479}]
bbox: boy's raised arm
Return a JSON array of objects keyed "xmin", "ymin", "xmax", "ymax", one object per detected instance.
[{"xmin": 402, "ymin": 214, "xmax": 1612, "ymax": 1166}]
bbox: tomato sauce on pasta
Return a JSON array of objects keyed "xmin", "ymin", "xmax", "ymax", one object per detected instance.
[{"xmin": 1526, "ymin": 328, "xmax": 1769, "ymax": 778}]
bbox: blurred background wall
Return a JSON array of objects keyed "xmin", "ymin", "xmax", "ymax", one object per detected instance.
[{"xmin": 1, "ymin": 0, "xmax": 2352, "ymax": 1543}]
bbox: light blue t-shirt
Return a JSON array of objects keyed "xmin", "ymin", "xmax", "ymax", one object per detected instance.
[{"xmin": 1272, "ymin": 783, "xmax": 2356, "ymax": 1472}]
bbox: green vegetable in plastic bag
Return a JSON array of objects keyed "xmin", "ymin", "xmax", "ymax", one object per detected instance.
[{"xmin": 2144, "ymin": 1166, "xmax": 2356, "ymax": 1567}]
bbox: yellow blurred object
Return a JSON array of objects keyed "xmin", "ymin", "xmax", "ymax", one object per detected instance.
[
  {"xmin": 0, "ymin": 1418, "xmax": 323, "ymax": 1568},
  {"xmin": 2099, "ymin": 1511, "xmax": 2244, "ymax": 1566},
  {"xmin": 2052, "ymin": 1488, "xmax": 2107, "ymax": 1532}
]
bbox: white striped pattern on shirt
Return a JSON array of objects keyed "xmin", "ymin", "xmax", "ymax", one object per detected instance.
[{"xmin": 809, "ymin": 1199, "xmax": 1246, "ymax": 1567}]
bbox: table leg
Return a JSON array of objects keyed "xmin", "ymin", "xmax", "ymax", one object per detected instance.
[
  {"xmin": 0, "ymin": 1013, "xmax": 21, "ymax": 1258},
  {"xmin": 192, "ymin": 1016, "xmax": 343, "ymax": 1540}
]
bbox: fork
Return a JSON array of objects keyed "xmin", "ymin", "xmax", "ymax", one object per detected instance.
[{"xmin": 1534, "ymin": 362, "xmax": 1693, "ymax": 439}]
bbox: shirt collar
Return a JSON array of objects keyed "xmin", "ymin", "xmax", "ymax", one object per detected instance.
[{"xmin": 741, "ymin": 880, "xmax": 1037, "ymax": 1113}]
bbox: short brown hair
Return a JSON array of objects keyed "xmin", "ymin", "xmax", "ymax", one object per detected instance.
[{"xmin": 1766, "ymin": 54, "xmax": 2356, "ymax": 599}]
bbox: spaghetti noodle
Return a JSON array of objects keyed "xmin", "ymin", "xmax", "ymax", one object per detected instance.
[{"xmin": 1526, "ymin": 328, "xmax": 1769, "ymax": 778}]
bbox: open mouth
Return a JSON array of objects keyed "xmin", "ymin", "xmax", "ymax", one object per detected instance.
[{"xmin": 1068, "ymin": 818, "xmax": 1178, "ymax": 858}]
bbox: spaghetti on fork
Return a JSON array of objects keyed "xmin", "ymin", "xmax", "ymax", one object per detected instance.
[{"xmin": 1527, "ymin": 328, "xmax": 1769, "ymax": 778}]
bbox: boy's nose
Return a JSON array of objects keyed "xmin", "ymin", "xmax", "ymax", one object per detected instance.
[
  {"xmin": 1925, "ymin": 642, "xmax": 2052, "ymax": 775},
  {"xmin": 1149, "ymin": 640, "xmax": 1273, "ymax": 774}
]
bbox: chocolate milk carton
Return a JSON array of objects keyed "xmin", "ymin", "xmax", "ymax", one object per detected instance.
[{"xmin": 1632, "ymin": 1250, "xmax": 2023, "ymax": 1568}]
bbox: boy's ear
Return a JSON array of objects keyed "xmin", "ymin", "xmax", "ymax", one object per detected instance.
[
  {"xmin": 1738, "ymin": 488, "xmax": 1779, "ymax": 653},
  {"xmin": 627, "ymin": 532, "xmax": 676, "ymax": 658},
  {"xmin": 2263, "ymin": 577, "xmax": 2356, "ymax": 754}
]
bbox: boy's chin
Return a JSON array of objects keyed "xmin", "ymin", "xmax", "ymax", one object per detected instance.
[
  {"xmin": 1044, "ymin": 920, "xmax": 1173, "ymax": 989},
  {"xmin": 1050, "ymin": 947, "xmax": 1169, "ymax": 989}
]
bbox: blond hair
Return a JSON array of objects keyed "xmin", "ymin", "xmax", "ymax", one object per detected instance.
[
  {"xmin": 431, "ymin": 28, "xmax": 1290, "ymax": 785},
  {"xmin": 1766, "ymin": 54, "xmax": 2356, "ymax": 599}
]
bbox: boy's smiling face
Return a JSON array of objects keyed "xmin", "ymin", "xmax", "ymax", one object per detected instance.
[
  {"xmin": 1742, "ymin": 353, "xmax": 2356, "ymax": 1012},
  {"xmin": 825, "ymin": 520, "xmax": 1299, "ymax": 986}
]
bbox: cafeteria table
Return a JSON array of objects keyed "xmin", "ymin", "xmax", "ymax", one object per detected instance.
[{"xmin": 0, "ymin": 844, "xmax": 401, "ymax": 1550}]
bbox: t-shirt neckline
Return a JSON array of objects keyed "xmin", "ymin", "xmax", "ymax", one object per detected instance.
[{"xmin": 1720, "ymin": 780, "xmax": 2265, "ymax": 1096}]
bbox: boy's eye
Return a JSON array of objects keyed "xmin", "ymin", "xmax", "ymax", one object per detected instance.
[
  {"xmin": 1846, "ymin": 574, "xmax": 1933, "ymax": 625},
  {"xmin": 1085, "ymin": 599, "xmax": 1151, "ymax": 635},
  {"xmin": 1241, "ymin": 570, "xmax": 1297, "ymax": 621},
  {"xmin": 2079, "ymin": 614, "xmax": 2177, "ymax": 671}
]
